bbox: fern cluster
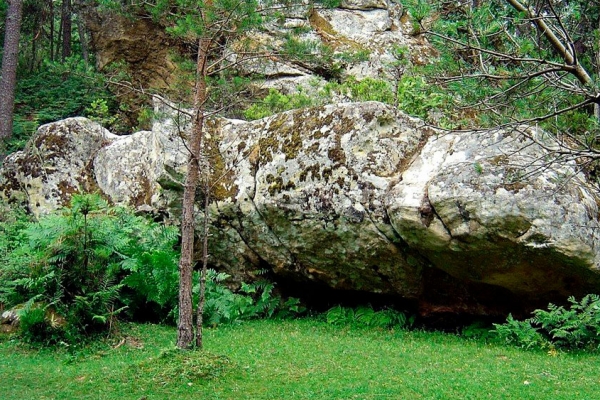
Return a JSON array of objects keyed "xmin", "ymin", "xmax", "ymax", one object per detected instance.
[
  {"xmin": 0, "ymin": 194, "xmax": 180, "ymax": 344},
  {"xmin": 325, "ymin": 305, "xmax": 414, "ymax": 330},
  {"xmin": 494, "ymin": 294, "xmax": 600, "ymax": 350},
  {"xmin": 201, "ymin": 270, "xmax": 305, "ymax": 326}
]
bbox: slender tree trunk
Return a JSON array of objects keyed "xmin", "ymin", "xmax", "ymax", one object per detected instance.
[
  {"xmin": 29, "ymin": 14, "xmax": 39, "ymax": 73},
  {"xmin": 176, "ymin": 35, "xmax": 211, "ymax": 350},
  {"xmin": 76, "ymin": 14, "xmax": 89, "ymax": 64},
  {"xmin": 49, "ymin": 0, "xmax": 55, "ymax": 61},
  {"xmin": 61, "ymin": 0, "xmax": 72, "ymax": 61},
  {"xmin": 594, "ymin": 18, "xmax": 600, "ymax": 121},
  {"xmin": 0, "ymin": 0, "xmax": 24, "ymax": 142},
  {"xmin": 56, "ymin": 4, "xmax": 63, "ymax": 60},
  {"xmin": 196, "ymin": 181, "xmax": 210, "ymax": 349},
  {"xmin": 74, "ymin": 0, "xmax": 89, "ymax": 65}
]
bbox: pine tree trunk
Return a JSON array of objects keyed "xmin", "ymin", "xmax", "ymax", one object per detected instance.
[
  {"xmin": 0, "ymin": 0, "xmax": 24, "ymax": 142},
  {"xmin": 76, "ymin": 14, "xmax": 89, "ymax": 64},
  {"xmin": 61, "ymin": 0, "xmax": 72, "ymax": 61},
  {"xmin": 595, "ymin": 18, "xmax": 600, "ymax": 121},
  {"xmin": 176, "ymin": 35, "xmax": 211, "ymax": 350},
  {"xmin": 29, "ymin": 14, "xmax": 39, "ymax": 73},
  {"xmin": 74, "ymin": 0, "xmax": 89, "ymax": 65},
  {"xmin": 49, "ymin": 0, "xmax": 55, "ymax": 61},
  {"xmin": 196, "ymin": 183, "xmax": 210, "ymax": 349}
]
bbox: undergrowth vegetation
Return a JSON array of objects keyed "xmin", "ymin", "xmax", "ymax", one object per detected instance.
[
  {"xmin": 9, "ymin": 57, "xmax": 119, "ymax": 153},
  {"xmin": 4, "ymin": 195, "xmax": 600, "ymax": 355},
  {"xmin": 0, "ymin": 195, "xmax": 303, "ymax": 345},
  {"xmin": 325, "ymin": 305, "xmax": 414, "ymax": 330},
  {"xmin": 494, "ymin": 294, "xmax": 600, "ymax": 351},
  {"xmin": 200, "ymin": 269, "xmax": 305, "ymax": 327},
  {"xmin": 243, "ymin": 74, "xmax": 451, "ymax": 123},
  {"xmin": 134, "ymin": 347, "xmax": 232, "ymax": 384},
  {"xmin": 0, "ymin": 194, "xmax": 180, "ymax": 343}
]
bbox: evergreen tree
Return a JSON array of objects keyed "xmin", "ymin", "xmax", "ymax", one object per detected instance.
[{"xmin": 135, "ymin": 0, "xmax": 268, "ymax": 349}]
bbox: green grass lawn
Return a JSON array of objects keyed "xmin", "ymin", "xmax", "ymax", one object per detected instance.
[{"xmin": 1, "ymin": 318, "xmax": 599, "ymax": 399}]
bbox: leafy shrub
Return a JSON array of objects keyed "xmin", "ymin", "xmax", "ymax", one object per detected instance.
[
  {"xmin": 326, "ymin": 305, "xmax": 413, "ymax": 330},
  {"xmin": 461, "ymin": 320, "xmax": 496, "ymax": 341},
  {"xmin": 395, "ymin": 75, "xmax": 448, "ymax": 120},
  {"xmin": 0, "ymin": 203, "xmax": 31, "ymax": 307},
  {"xmin": 493, "ymin": 294, "xmax": 600, "ymax": 350},
  {"xmin": 85, "ymin": 99, "xmax": 118, "ymax": 128},
  {"xmin": 119, "ymin": 223, "xmax": 180, "ymax": 322},
  {"xmin": 18, "ymin": 303, "xmax": 56, "ymax": 344},
  {"xmin": 493, "ymin": 314, "xmax": 544, "ymax": 349},
  {"xmin": 320, "ymin": 78, "xmax": 393, "ymax": 104}
]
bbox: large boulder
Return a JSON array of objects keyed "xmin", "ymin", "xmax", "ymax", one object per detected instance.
[
  {"xmin": 2, "ymin": 102, "xmax": 600, "ymax": 316},
  {"xmin": 0, "ymin": 118, "xmax": 117, "ymax": 217}
]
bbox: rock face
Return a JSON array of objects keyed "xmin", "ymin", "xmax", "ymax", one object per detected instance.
[
  {"xmin": 2, "ymin": 102, "xmax": 600, "ymax": 316},
  {"xmin": 82, "ymin": 8, "xmax": 178, "ymax": 90},
  {"xmin": 82, "ymin": 1, "xmax": 434, "ymax": 101}
]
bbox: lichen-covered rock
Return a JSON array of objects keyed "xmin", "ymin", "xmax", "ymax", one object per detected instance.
[
  {"xmin": 0, "ymin": 118, "xmax": 117, "ymax": 217},
  {"xmin": 240, "ymin": 1, "xmax": 430, "ymax": 85},
  {"xmin": 211, "ymin": 102, "xmax": 429, "ymax": 296},
  {"xmin": 385, "ymin": 127, "xmax": 600, "ymax": 313},
  {"xmin": 3, "ymin": 102, "xmax": 600, "ymax": 316},
  {"xmin": 0, "ymin": 309, "xmax": 19, "ymax": 334},
  {"xmin": 94, "ymin": 130, "xmax": 162, "ymax": 209}
]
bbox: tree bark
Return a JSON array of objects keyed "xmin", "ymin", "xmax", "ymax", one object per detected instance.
[
  {"xmin": 76, "ymin": 14, "xmax": 89, "ymax": 64},
  {"xmin": 49, "ymin": 0, "xmax": 55, "ymax": 61},
  {"xmin": 61, "ymin": 0, "xmax": 72, "ymax": 61},
  {"xmin": 29, "ymin": 13, "xmax": 40, "ymax": 73},
  {"xmin": 0, "ymin": 0, "xmax": 24, "ymax": 142},
  {"xmin": 176, "ymin": 35, "xmax": 211, "ymax": 350},
  {"xmin": 196, "ymin": 181, "xmax": 210, "ymax": 349},
  {"xmin": 596, "ymin": 17, "xmax": 600, "ymax": 120},
  {"xmin": 74, "ymin": 0, "xmax": 89, "ymax": 64}
]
